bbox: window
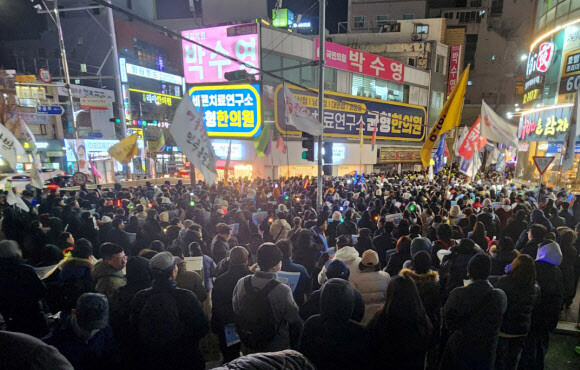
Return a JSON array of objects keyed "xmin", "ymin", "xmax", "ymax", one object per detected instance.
[
  {"xmin": 444, "ymin": 12, "xmax": 454, "ymax": 19},
  {"xmin": 470, "ymin": 0, "xmax": 482, "ymax": 7},
  {"xmin": 381, "ymin": 22, "xmax": 401, "ymax": 32},
  {"xmin": 431, "ymin": 91, "xmax": 444, "ymax": 109},
  {"xmin": 377, "ymin": 15, "xmax": 390, "ymax": 28},
  {"xmin": 77, "ymin": 36, "xmax": 83, "ymax": 45},
  {"xmin": 465, "ymin": 34, "xmax": 478, "ymax": 70},
  {"xmin": 354, "ymin": 16, "xmax": 366, "ymax": 29},
  {"xmin": 491, "ymin": 0, "xmax": 504, "ymax": 15},
  {"xmin": 408, "ymin": 57, "xmax": 416, "ymax": 66},
  {"xmin": 459, "ymin": 12, "xmax": 465, "ymax": 22},
  {"xmin": 403, "ymin": 13, "xmax": 415, "ymax": 20},
  {"xmin": 436, "ymin": 55, "xmax": 446, "ymax": 74},
  {"xmin": 415, "ymin": 24, "xmax": 429, "ymax": 34}
]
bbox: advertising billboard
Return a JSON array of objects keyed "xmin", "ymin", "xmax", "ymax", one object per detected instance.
[
  {"xmin": 189, "ymin": 84, "xmax": 261, "ymax": 138},
  {"xmin": 518, "ymin": 106, "xmax": 572, "ymax": 142},
  {"xmin": 275, "ymin": 85, "xmax": 425, "ymax": 141},
  {"xmin": 182, "ymin": 24, "xmax": 259, "ymax": 84}
]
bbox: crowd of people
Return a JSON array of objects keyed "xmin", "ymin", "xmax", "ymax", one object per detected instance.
[{"xmin": 0, "ymin": 170, "xmax": 579, "ymax": 370}]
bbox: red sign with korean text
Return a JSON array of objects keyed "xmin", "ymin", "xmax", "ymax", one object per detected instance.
[
  {"xmin": 315, "ymin": 39, "xmax": 404, "ymax": 83},
  {"xmin": 448, "ymin": 45, "xmax": 461, "ymax": 95},
  {"xmin": 458, "ymin": 116, "xmax": 488, "ymax": 160}
]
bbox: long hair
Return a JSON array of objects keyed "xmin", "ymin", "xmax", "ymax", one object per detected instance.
[
  {"xmin": 395, "ymin": 236, "xmax": 412, "ymax": 255},
  {"xmin": 508, "ymin": 254, "xmax": 536, "ymax": 287}
]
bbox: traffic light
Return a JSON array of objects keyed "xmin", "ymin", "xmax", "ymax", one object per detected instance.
[
  {"xmin": 301, "ymin": 132, "xmax": 315, "ymax": 162},
  {"xmin": 322, "ymin": 142, "xmax": 333, "ymax": 164},
  {"xmin": 109, "ymin": 117, "xmax": 122, "ymax": 124},
  {"xmin": 224, "ymin": 70, "xmax": 255, "ymax": 81}
]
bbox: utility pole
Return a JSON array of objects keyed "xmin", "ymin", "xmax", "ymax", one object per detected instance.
[{"xmin": 316, "ymin": 0, "xmax": 325, "ymax": 210}]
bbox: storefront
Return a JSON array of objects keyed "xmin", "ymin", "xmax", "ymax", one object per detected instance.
[
  {"xmin": 20, "ymin": 139, "xmax": 66, "ymax": 172},
  {"xmin": 376, "ymin": 147, "xmax": 423, "ymax": 172},
  {"xmin": 517, "ymin": 23, "xmax": 580, "ymax": 189}
]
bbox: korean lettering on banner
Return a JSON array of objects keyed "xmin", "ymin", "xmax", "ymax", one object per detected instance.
[
  {"xmin": 315, "ymin": 39, "xmax": 404, "ymax": 83},
  {"xmin": 448, "ymin": 45, "xmax": 461, "ymax": 95},
  {"xmin": 275, "ymin": 85, "xmax": 425, "ymax": 141},
  {"xmin": 458, "ymin": 117, "xmax": 487, "ymax": 160},
  {"xmin": 518, "ymin": 106, "xmax": 572, "ymax": 142},
  {"xmin": 558, "ymin": 49, "xmax": 580, "ymax": 103},
  {"xmin": 189, "ymin": 84, "xmax": 261, "ymax": 138},
  {"xmin": 182, "ymin": 24, "xmax": 259, "ymax": 84}
]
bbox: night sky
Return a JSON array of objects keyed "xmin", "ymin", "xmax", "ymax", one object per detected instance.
[{"xmin": 267, "ymin": 0, "xmax": 348, "ymax": 34}]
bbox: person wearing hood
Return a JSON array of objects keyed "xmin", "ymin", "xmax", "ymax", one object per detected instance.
[
  {"xmin": 351, "ymin": 249, "xmax": 390, "ymax": 325},
  {"xmin": 496, "ymin": 199, "xmax": 513, "ymax": 231},
  {"xmin": 402, "ymin": 237, "xmax": 433, "ymax": 269},
  {"xmin": 518, "ymin": 239, "xmax": 564, "ymax": 370},
  {"xmin": 92, "ymin": 243, "xmax": 126, "ymax": 299},
  {"xmin": 493, "ymin": 255, "xmax": 540, "ymax": 370},
  {"xmin": 385, "ymin": 236, "xmax": 412, "ymax": 276},
  {"xmin": 441, "ymin": 254, "xmax": 507, "ymax": 370},
  {"xmin": 300, "ymin": 259, "xmax": 365, "ymax": 322},
  {"xmin": 368, "ymin": 275, "xmax": 433, "ymax": 370},
  {"xmin": 555, "ymin": 227, "xmax": 579, "ymax": 307},
  {"xmin": 490, "ymin": 237, "xmax": 519, "ymax": 276},
  {"xmin": 504, "ymin": 210, "xmax": 528, "ymax": 246},
  {"xmin": 336, "ymin": 209, "xmax": 358, "ymax": 237},
  {"xmin": 431, "ymin": 224, "xmax": 455, "ymax": 269},
  {"xmin": 299, "ymin": 278, "xmax": 370, "ymax": 370},
  {"xmin": 0, "ymin": 240, "xmax": 49, "ymax": 338},
  {"xmin": 530, "ymin": 209, "xmax": 553, "ymax": 231},
  {"xmin": 519, "ymin": 224, "xmax": 547, "ymax": 258},
  {"xmin": 401, "ymin": 250, "xmax": 441, "ymax": 369},
  {"xmin": 318, "ymin": 235, "xmax": 362, "ymax": 285},
  {"xmin": 97, "ymin": 216, "xmax": 113, "ymax": 248},
  {"xmin": 108, "ymin": 256, "xmax": 151, "ymax": 366},
  {"xmin": 270, "ymin": 212, "xmax": 291, "ymax": 243}
]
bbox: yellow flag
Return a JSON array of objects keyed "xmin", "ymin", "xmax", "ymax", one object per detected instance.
[
  {"xmin": 108, "ymin": 133, "xmax": 140, "ymax": 164},
  {"xmin": 420, "ymin": 65, "xmax": 470, "ymax": 167}
]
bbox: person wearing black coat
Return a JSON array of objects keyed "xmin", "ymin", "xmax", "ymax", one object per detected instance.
[
  {"xmin": 518, "ymin": 224, "xmax": 547, "ymax": 258},
  {"xmin": 299, "ymin": 278, "xmax": 370, "ymax": 370},
  {"xmin": 106, "ymin": 219, "xmax": 132, "ymax": 251},
  {"xmin": 504, "ymin": 210, "xmax": 528, "ymax": 246},
  {"xmin": 441, "ymin": 254, "xmax": 507, "ymax": 370},
  {"xmin": 211, "ymin": 247, "xmax": 252, "ymax": 362},
  {"xmin": 518, "ymin": 240, "xmax": 564, "ymax": 370},
  {"xmin": 490, "ymin": 237, "xmax": 519, "ymax": 276},
  {"xmin": 493, "ymin": 254, "xmax": 540, "ymax": 370},
  {"xmin": 293, "ymin": 229, "xmax": 322, "ymax": 275},
  {"xmin": 385, "ymin": 236, "xmax": 412, "ymax": 276},
  {"xmin": 440, "ymin": 238, "xmax": 482, "ymax": 299},
  {"xmin": 0, "ymin": 240, "xmax": 49, "ymax": 338},
  {"xmin": 336, "ymin": 210, "xmax": 357, "ymax": 237}
]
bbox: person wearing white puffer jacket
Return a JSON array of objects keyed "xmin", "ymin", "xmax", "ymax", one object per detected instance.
[
  {"xmin": 318, "ymin": 235, "xmax": 361, "ymax": 285},
  {"xmin": 351, "ymin": 249, "xmax": 391, "ymax": 325}
]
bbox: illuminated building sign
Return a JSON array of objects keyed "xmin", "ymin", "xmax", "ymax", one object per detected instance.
[
  {"xmin": 65, "ymin": 139, "xmax": 144, "ymax": 162},
  {"xmin": 272, "ymin": 8, "xmax": 294, "ymax": 28},
  {"xmin": 189, "ymin": 84, "xmax": 261, "ymax": 138},
  {"xmin": 182, "ymin": 24, "xmax": 259, "ymax": 84},
  {"xmin": 122, "ymin": 84, "xmax": 131, "ymax": 121},
  {"xmin": 518, "ymin": 106, "xmax": 572, "ymax": 142},
  {"xmin": 211, "ymin": 142, "xmax": 244, "ymax": 160},
  {"xmin": 124, "ymin": 61, "xmax": 183, "ymax": 85},
  {"xmin": 332, "ymin": 144, "xmax": 346, "ymax": 161},
  {"xmin": 129, "ymin": 88, "xmax": 182, "ymax": 107}
]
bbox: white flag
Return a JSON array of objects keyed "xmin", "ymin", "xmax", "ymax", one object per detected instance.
[
  {"xmin": 170, "ymin": 96, "xmax": 218, "ymax": 185},
  {"xmin": 562, "ymin": 91, "xmax": 579, "ymax": 172},
  {"xmin": 283, "ymin": 86, "xmax": 323, "ymax": 136},
  {"xmin": 428, "ymin": 165, "xmax": 434, "ymax": 181},
  {"xmin": 480, "ymin": 100, "xmax": 519, "ymax": 147},
  {"xmin": 0, "ymin": 122, "xmax": 26, "ymax": 168},
  {"xmin": 454, "ymin": 126, "xmax": 468, "ymax": 156},
  {"xmin": 6, "ymin": 188, "xmax": 29, "ymax": 212},
  {"xmin": 20, "ymin": 118, "xmax": 44, "ymax": 189}
]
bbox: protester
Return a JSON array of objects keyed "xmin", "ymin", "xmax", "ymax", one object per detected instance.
[
  {"xmin": 277, "ymin": 238, "xmax": 311, "ymax": 306},
  {"xmin": 92, "ymin": 242, "xmax": 126, "ymax": 298},
  {"xmin": 318, "ymin": 235, "xmax": 361, "ymax": 284},
  {"xmin": 0, "ymin": 330, "xmax": 73, "ymax": 369},
  {"xmin": 350, "ymin": 249, "xmax": 390, "ymax": 324}
]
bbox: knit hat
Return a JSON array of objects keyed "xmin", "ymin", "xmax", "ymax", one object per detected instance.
[
  {"xmin": 359, "ymin": 249, "xmax": 380, "ymax": 271},
  {"xmin": 100, "ymin": 216, "xmax": 112, "ymax": 224},
  {"xmin": 149, "ymin": 251, "xmax": 179, "ymax": 272},
  {"xmin": 410, "ymin": 237, "xmax": 433, "ymax": 255},
  {"xmin": 257, "ymin": 243, "xmax": 283, "ymax": 271},
  {"xmin": 412, "ymin": 250, "xmax": 432, "ymax": 274},
  {"xmin": 467, "ymin": 253, "xmax": 491, "ymax": 280},
  {"xmin": 536, "ymin": 240, "xmax": 563, "ymax": 266},
  {"xmin": 75, "ymin": 293, "xmax": 109, "ymax": 331},
  {"xmin": 326, "ymin": 259, "xmax": 350, "ymax": 280}
]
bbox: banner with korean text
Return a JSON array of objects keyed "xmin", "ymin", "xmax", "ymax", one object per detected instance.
[
  {"xmin": 448, "ymin": 45, "xmax": 462, "ymax": 95},
  {"xmin": 274, "ymin": 85, "xmax": 425, "ymax": 141}
]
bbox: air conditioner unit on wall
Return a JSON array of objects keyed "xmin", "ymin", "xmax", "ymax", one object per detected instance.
[{"xmin": 412, "ymin": 34, "xmax": 422, "ymax": 41}]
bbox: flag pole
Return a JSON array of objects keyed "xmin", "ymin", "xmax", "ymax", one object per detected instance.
[
  {"xmin": 441, "ymin": 127, "xmax": 456, "ymax": 217},
  {"xmin": 316, "ymin": 0, "xmax": 325, "ymax": 211}
]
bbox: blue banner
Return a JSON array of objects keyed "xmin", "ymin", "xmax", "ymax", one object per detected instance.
[
  {"xmin": 275, "ymin": 85, "xmax": 426, "ymax": 141},
  {"xmin": 434, "ymin": 133, "xmax": 446, "ymax": 173}
]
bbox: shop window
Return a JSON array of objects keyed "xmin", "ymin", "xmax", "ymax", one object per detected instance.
[
  {"xmin": 381, "ymin": 22, "xmax": 401, "ymax": 32},
  {"xmin": 324, "ymin": 68, "xmax": 337, "ymax": 91},
  {"xmin": 408, "ymin": 57, "xmax": 416, "ymax": 66},
  {"xmin": 431, "ymin": 91, "xmax": 444, "ymax": 109},
  {"xmin": 415, "ymin": 24, "xmax": 429, "ymax": 34},
  {"xmin": 354, "ymin": 16, "xmax": 366, "ymax": 29}
]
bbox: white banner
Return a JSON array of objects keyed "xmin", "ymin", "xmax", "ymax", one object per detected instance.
[
  {"xmin": 0, "ymin": 123, "xmax": 26, "ymax": 168},
  {"xmin": 562, "ymin": 91, "xmax": 579, "ymax": 172},
  {"xmin": 283, "ymin": 86, "xmax": 323, "ymax": 136},
  {"xmin": 480, "ymin": 100, "xmax": 519, "ymax": 147},
  {"xmin": 170, "ymin": 97, "xmax": 218, "ymax": 185},
  {"xmin": 19, "ymin": 119, "xmax": 43, "ymax": 189},
  {"xmin": 454, "ymin": 126, "xmax": 468, "ymax": 156}
]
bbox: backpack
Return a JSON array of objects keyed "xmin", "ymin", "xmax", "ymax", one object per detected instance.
[
  {"xmin": 235, "ymin": 277, "xmax": 281, "ymax": 350},
  {"xmin": 137, "ymin": 292, "xmax": 182, "ymax": 348}
]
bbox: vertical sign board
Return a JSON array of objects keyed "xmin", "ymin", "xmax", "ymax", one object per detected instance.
[{"xmin": 448, "ymin": 45, "xmax": 462, "ymax": 95}]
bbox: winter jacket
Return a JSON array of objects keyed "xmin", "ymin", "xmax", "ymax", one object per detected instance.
[
  {"xmin": 211, "ymin": 235, "xmax": 230, "ymax": 264},
  {"xmin": 559, "ymin": 239, "xmax": 579, "ymax": 305},
  {"xmin": 0, "ymin": 330, "xmax": 73, "ymax": 370},
  {"xmin": 281, "ymin": 258, "xmax": 311, "ymax": 306},
  {"xmin": 43, "ymin": 315, "xmax": 120, "ymax": 370},
  {"xmin": 0, "ymin": 257, "xmax": 48, "ymax": 338},
  {"xmin": 496, "ymin": 206, "xmax": 513, "ymax": 230},
  {"xmin": 45, "ymin": 258, "xmax": 93, "ymax": 314},
  {"xmin": 92, "ymin": 260, "xmax": 126, "ymax": 299},
  {"xmin": 233, "ymin": 271, "xmax": 303, "ymax": 352},
  {"xmin": 372, "ymin": 231, "xmax": 397, "ymax": 269},
  {"xmin": 519, "ymin": 237, "xmax": 542, "ymax": 259},
  {"xmin": 318, "ymin": 246, "xmax": 362, "ymax": 285},
  {"xmin": 530, "ymin": 209, "xmax": 553, "ymax": 230},
  {"xmin": 489, "ymin": 246, "xmax": 519, "ymax": 275},
  {"xmin": 270, "ymin": 218, "xmax": 291, "ymax": 242},
  {"xmin": 299, "ymin": 281, "xmax": 365, "ymax": 323},
  {"xmin": 441, "ymin": 280, "xmax": 507, "ymax": 370},
  {"xmin": 532, "ymin": 241, "xmax": 564, "ymax": 332},
  {"xmin": 129, "ymin": 278, "xmax": 209, "ymax": 370},
  {"xmin": 385, "ymin": 250, "xmax": 411, "ymax": 276},
  {"xmin": 106, "ymin": 229, "xmax": 132, "ymax": 251},
  {"xmin": 175, "ymin": 261, "xmax": 207, "ymax": 303},
  {"xmin": 214, "ymin": 350, "xmax": 315, "ymax": 370},
  {"xmin": 440, "ymin": 243, "xmax": 481, "ymax": 297},
  {"xmin": 431, "ymin": 239, "xmax": 455, "ymax": 269},
  {"xmin": 350, "ymin": 269, "xmax": 390, "ymax": 325},
  {"xmin": 504, "ymin": 219, "xmax": 528, "ymax": 246},
  {"xmin": 299, "ymin": 279, "xmax": 370, "ymax": 370},
  {"xmin": 211, "ymin": 264, "xmax": 252, "ymax": 333},
  {"xmin": 336, "ymin": 220, "xmax": 357, "ymax": 237},
  {"xmin": 494, "ymin": 275, "xmax": 540, "ymax": 335}
]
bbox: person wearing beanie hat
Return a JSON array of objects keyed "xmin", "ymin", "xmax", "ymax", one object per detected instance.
[
  {"xmin": 128, "ymin": 251, "xmax": 209, "ymax": 370},
  {"xmin": 299, "ymin": 278, "xmax": 371, "ymax": 370},
  {"xmin": 400, "ymin": 250, "xmax": 441, "ymax": 368},
  {"xmin": 43, "ymin": 293, "xmax": 120, "ymax": 370},
  {"xmin": 351, "ymin": 249, "xmax": 390, "ymax": 325},
  {"xmin": 518, "ymin": 240, "xmax": 564, "ymax": 369},
  {"xmin": 233, "ymin": 243, "xmax": 303, "ymax": 352},
  {"xmin": 441, "ymin": 253, "xmax": 507, "ymax": 370}
]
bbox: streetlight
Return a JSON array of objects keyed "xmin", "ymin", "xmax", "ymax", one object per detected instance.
[{"xmin": 520, "ymin": 54, "xmax": 528, "ymax": 61}]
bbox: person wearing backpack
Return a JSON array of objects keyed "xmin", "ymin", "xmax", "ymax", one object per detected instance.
[
  {"xmin": 233, "ymin": 243, "xmax": 303, "ymax": 353},
  {"xmin": 129, "ymin": 251, "xmax": 209, "ymax": 370}
]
